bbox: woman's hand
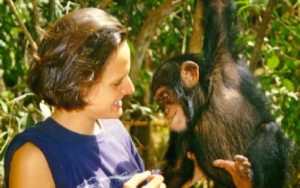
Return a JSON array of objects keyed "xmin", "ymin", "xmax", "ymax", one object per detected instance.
[
  {"xmin": 213, "ymin": 155, "xmax": 252, "ymax": 188},
  {"xmin": 123, "ymin": 171, "xmax": 166, "ymax": 188}
]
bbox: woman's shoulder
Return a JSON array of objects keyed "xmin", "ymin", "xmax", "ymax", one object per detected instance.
[
  {"xmin": 10, "ymin": 142, "xmax": 49, "ymax": 173},
  {"xmin": 8, "ymin": 142, "xmax": 55, "ymax": 187},
  {"xmin": 4, "ymin": 118, "xmax": 67, "ymax": 187},
  {"xmin": 11, "ymin": 142, "xmax": 44, "ymax": 163},
  {"xmin": 5, "ymin": 118, "xmax": 57, "ymax": 175}
]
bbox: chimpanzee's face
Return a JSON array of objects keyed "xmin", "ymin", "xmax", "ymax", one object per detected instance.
[
  {"xmin": 152, "ymin": 60, "xmax": 201, "ymax": 132},
  {"xmin": 154, "ymin": 86, "xmax": 187, "ymax": 132}
]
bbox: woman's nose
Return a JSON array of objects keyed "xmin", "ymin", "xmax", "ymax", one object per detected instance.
[{"xmin": 122, "ymin": 76, "xmax": 135, "ymax": 95}]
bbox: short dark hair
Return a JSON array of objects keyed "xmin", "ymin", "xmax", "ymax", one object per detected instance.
[{"xmin": 28, "ymin": 8, "xmax": 127, "ymax": 110}]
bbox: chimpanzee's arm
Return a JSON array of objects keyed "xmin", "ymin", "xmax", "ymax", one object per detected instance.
[
  {"xmin": 203, "ymin": 0, "xmax": 237, "ymax": 69},
  {"xmin": 203, "ymin": 0, "xmax": 243, "ymax": 95},
  {"xmin": 162, "ymin": 131, "xmax": 195, "ymax": 188}
]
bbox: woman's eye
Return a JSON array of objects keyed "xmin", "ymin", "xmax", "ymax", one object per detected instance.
[{"xmin": 114, "ymin": 80, "xmax": 122, "ymax": 86}]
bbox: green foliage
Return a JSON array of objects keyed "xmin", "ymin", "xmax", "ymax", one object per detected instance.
[{"xmin": 235, "ymin": 0, "xmax": 299, "ymax": 128}]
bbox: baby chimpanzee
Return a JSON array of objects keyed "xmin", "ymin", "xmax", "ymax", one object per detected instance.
[{"xmin": 151, "ymin": 0, "xmax": 291, "ymax": 187}]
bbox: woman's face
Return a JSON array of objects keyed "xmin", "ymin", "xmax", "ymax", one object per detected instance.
[{"xmin": 83, "ymin": 41, "xmax": 135, "ymax": 119}]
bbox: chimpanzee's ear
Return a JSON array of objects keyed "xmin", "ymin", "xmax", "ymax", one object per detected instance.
[{"xmin": 180, "ymin": 61, "xmax": 199, "ymax": 88}]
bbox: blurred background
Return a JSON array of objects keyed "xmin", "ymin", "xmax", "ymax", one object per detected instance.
[{"xmin": 0, "ymin": 0, "xmax": 299, "ymax": 187}]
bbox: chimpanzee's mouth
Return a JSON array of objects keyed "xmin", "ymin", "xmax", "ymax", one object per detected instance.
[
  {"xmin": 166, "ymin": 111, "xmax": 176, "ymax": 122},
  {"xmin": 165, "ymin": 106, "xmax": 177, "ymax": 121}
]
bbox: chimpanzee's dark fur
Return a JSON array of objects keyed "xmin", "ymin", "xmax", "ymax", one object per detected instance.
[{"xmin": 151, "ymin": 0, "xmax": 291, "ymax": 187}]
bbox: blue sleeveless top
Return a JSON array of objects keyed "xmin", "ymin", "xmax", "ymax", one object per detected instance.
[{"xmin": 4, "ymin": 118, "xmax": 145, "ymax": 188}]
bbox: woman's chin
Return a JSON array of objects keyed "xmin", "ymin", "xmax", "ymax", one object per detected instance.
[{"xmin": 112, "ymin": 107, "xmax": 123, "ymax": 118}]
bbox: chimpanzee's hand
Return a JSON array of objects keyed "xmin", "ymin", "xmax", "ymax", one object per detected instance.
[{"xmin": 213, "ymin": 155, "xmax": 252, "ymax": 188}]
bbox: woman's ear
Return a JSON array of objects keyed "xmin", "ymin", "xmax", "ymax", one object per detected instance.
[{"xmin": 180, "ymin": 61, "xmax": 199, "ymax": 88}]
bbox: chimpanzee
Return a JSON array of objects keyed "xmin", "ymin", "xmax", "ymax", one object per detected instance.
[{"xmin": 151, "ymin": 0, "xmax": 291, "ymax": 187}]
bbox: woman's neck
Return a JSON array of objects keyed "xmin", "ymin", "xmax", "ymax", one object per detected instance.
[{"xmin": 51, "ymin": 108, "xmax": 101, "ymax": 135}]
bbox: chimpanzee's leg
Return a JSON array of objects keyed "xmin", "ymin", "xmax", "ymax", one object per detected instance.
[{"xmin": 246, "ymin": 122, "xmax": 290, "ymax": 188}]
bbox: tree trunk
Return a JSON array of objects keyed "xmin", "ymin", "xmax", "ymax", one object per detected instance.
[
  {"xmin": 249, "ymin": 0, "xmax": 276, "ymax": 73},
  {"xmin": 188, "ymin": 0, "xmax": 204, "ymax": 54},
  {"xmin": 130, "ymin": 0, "xmax": 184, "ymax": 82}
]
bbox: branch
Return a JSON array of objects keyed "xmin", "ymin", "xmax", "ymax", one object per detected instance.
[
  {"xmin": 98, "ymin": 0, "xmax": 113, "ymax": 10},
  {"xmin": 49, "ymin": 0, "xmax": 56, "ymax": 22},
  {"xmin": 32, "ymin": 0, "xmax": 43, "ymax": 43},
  {"xmin": 130, "ymin": 0, "xmax": 184, "ymax": 81},
  {"xmin": 7, "ymin": 0, "xmax": 37, "ymax": 52},
  {"xmin": 123, "ymin": 119, "xmax": 168, "ymax": 128},
  {"xmin": 188, "ymin": 0, "xmax": 204, "ymax": 54},
  {"xmin": 249, "ymin": 0, "xmax": 276, "ymax": 73}
]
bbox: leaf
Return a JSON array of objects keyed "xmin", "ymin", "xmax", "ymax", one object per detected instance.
[
  {"xmin": 237, "ymin": 4, "xmax": 250, "ymax": 16},
  {"xmin": 0, "ymin": 131, "xmax": 7, "ymax": 139},
  {"xmin": 282, "ymin": 79, "xmax": 294, "ymax": 91},
  {"xmin": 39, "ymin": 102, "xmax": 52, "ymax": 118},
  {"xmin": 0, "ymin": 100, "xmax": 8, "ymax": 113},
  {"xmin": 294, "ymin": 60, "xmax": 300, "ymax": 66},
  {"xmin": 25, "ymin": 113, "xmax": 35, "ymax": 129},
  {"xmin": 267, "ymin": 55, "xmax": 280, "ymax": 70}
]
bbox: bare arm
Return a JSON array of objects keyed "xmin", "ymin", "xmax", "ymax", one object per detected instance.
[{"xmin": 9, "ymin": 142, "xmax": 55, "ymax": 188}]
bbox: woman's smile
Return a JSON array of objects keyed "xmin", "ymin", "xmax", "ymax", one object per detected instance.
[{"xmin": 113, "ymin": 100, "xmax": 122, "ymax": 109}]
